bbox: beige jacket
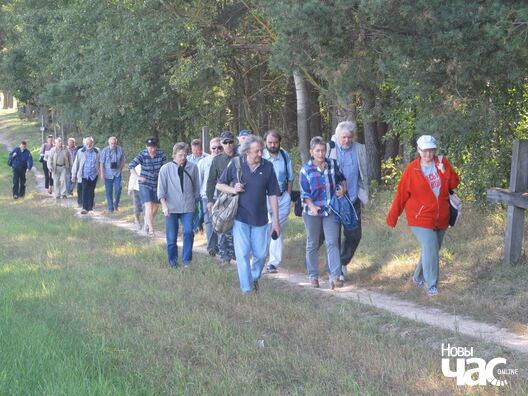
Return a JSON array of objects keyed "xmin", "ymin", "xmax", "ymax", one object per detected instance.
[{"xmin": 47, "ymin": 146, "xmax": 73, "ymax": 173}]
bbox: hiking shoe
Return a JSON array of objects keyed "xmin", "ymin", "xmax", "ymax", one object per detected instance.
[
  {"xmin": 331, "ymin": 279, "xmax": 344, "ymax": 289},
  {"xmin": 80, "ymin": 209, "xmax": 88, "ymax": 214},
  {"xmin": 253, "ymin": 280, "xmax": 259, "ymax": 292},
  {"xmin": 427, "ymin": 286, "xmax": 438, "ymax": 297},
  {"xmin": 169, "ymin": 260, "xmax": 178, "ymax": 268},
  {"xmin": 208, "ymin": 249, "xmax": 218, "ymax": 257},
  {"xmin": 412, "ymin": 276, "xmax": 424, "ymax": 288},
  {"xmin": 310, "ymin": 279, "xmax": 320, "ymax": 288},
  {"xmin": 13, "ymin": 195, "xmax": 18, "ymax": 200},
  {"xmin": 338, "ymin": 274, "xmax": 345, "ymax": 282},
  {"xmin": 267, "ymin": 264, "xmax": 278, "ymax": 274}
]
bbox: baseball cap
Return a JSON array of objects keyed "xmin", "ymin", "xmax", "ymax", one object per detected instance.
[
  {"xmin": 145, "ymin": 137, "xmax": 158, "ymax": 147},
  {"xmin": 417, "ymin": 135, "xmax": 437, "ymax": 150},
  {"xmin": 238, "ymin": 130, "xmax": 253, "ymax": 137},
  {"xmin": 220, "ymin": 131, "xmax": 235, "ymax": 141}
]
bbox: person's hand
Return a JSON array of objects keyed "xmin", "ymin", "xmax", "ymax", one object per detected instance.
[
  {"xmin": 233, "ymin": 182, "xmax": 245, "ymax": 194},
  {"xmin": 308, "ymin": 204, "xmax": 320, "ymax": 216},
  {"xmin": 271, "ymin": 222, "xmax": 281, "ymax": 238},
  {"xmin": 127, "ymin": 189, "xmax": 133, "ymax": 196},
  {"xmin": 138, "ymin": 176, "xmax": 146, "ymax": 182},
  {"xmin": 162, "ymin": 206, "xmax": 169, "ymax": 217},
  {"xmin": 207, "ymin": 202, "xmax": 213, "ymax": 212},
  {"xmin": 71, "ymin": 176, "xmax": 76, "ymax": 183}
]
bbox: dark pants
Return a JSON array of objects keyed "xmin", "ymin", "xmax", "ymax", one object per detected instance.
[
  {"xmin": 77, "ymin": 182, "xmax": 83, "ymax": 205},
  {"xmin": 12, "ymin": 168, "xmax": 27, "ymax": 197},
  {"xmin": 42, "ymin": 161, "xmax": 53, "ymax": 189},
  {"xmin": 339, "ymin": 199, "xmax": 362, "ymax": 266},
  {"xmin": 82, "ymin": 177, "xmax": 97, "ymax": 211}
]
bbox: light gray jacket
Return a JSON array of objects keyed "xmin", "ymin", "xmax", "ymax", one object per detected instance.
[
  {"xmin": 157, "ymin": 161, "xmax": 200, "ymax": 213},
  {"xmin": 327, "ymin": 140, "xmax": 369, "ymax": 204},
  {"xmin": 71, "ymin": 147, "xmax": 100, "ymax": 180}
]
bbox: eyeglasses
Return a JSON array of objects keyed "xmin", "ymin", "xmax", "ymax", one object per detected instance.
[
  {"xmin": 222, "ymin": 140, "xmax": 234, "ymax": 145},
  {"xmin": 211, "ymin": 146, "xmax": 223, "ymax": 150}
]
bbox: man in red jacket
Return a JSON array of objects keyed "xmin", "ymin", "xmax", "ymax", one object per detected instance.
[{"xmin": 386, "ymin": 135, "xmax": 459, "ymax": 296}]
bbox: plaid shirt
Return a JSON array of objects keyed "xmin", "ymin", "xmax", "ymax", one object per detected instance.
[
  {"xmin": 299, "ymin": 158, "xmax": 345, "ymax": 216},
  {"xmin": 128, "ymin": 148, "xmax": 166, "ymax": 191}
]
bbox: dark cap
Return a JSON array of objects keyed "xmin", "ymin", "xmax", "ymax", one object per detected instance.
[
  {"xmin": 220, "ymin": 131, "xmax": 234, "ymax": 141},
  {"xmin": 238, "ymin": 129, "xmax": 253, "ymax": 137},
  {"xmin": 145, "ymin": 137, "xmax": 158, "ymax": 147}
]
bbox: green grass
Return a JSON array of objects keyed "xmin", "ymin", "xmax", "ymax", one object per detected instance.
[{"xmin": 1, "ymin": 109, "xmax": 528, "ymax": 394}]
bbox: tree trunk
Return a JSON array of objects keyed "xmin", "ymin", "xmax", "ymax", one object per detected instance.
[
  {"xmin": 293, "ymin": 70, "xmax": 310, "ymax": 163},
  {"xmin": 2, "ymin": 93, "xmax": 8, "ymax": 109},
  {"xmin": 362, "ymin": 88, "xmax": 381, "ymax": 182},
  {"xmin": 331, "ymin": 94, "xmax": 357, "ymax": 138},
  {"xmin": 307, "ymin": 82, "xmax": 322, "ymax": 140}
]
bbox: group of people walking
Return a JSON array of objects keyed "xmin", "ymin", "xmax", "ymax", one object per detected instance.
[{"xmin": 7, "ymin": 122, "xmax": 459, "ymax": 297}]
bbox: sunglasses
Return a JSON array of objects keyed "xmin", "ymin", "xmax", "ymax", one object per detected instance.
[
  {"xmin": 222, "ymin": 140, "xmax": 234, "ymax": 145},
  {"xmin": 211, "ymin": 146, "xmax": 223, "ymax": 150}
]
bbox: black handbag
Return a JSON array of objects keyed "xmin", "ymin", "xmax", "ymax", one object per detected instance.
[{"xmin": 290, "ymin": 190, "xmax": 303, "ymax": 217}]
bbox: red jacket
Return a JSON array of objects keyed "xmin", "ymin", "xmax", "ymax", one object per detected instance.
[{"xmin": 386, "ymin": 156, "xmax": 460, "ymax": 230}]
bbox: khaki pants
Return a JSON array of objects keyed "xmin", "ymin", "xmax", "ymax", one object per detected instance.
[{"xmin": 53, "ymin": 166, "xmax": 67, "ymax": 198}]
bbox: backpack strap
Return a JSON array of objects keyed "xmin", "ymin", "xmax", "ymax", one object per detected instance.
[{"xmin": 279, "ymin": 148, "xmax": 289, "ymax": 183}]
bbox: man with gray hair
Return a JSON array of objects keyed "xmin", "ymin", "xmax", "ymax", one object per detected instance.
[
  {"xmin": 72, "ymin": 136, "xmax": 100, "ymax": 214},
  {"xmin": 48, "ymin": 137, "xmax": 72, "ymax": 199},
  {"xmin": 217, "ymin": 135, "xmax": 280, "ymax": 293},
  {"xmin": 327, "ymin": 121, "xmax": 369, "ymax": 281},
  {"xmin": 198, "ymin": 137, "xmax": 223, "ymax": 256},
  {"xmin": 100, "ymin": 136, "xmax": 126, "ymax": 212}
]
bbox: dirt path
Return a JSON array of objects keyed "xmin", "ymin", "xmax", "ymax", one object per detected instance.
[{"xmin": 2, "ymin": 117, "xmax": 528, "ymax": 355}]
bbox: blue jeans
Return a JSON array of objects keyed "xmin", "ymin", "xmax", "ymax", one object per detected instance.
[
  {"xmin": 165, "ymin": 212, "xmax": 194, "ymax": 267},
  {"xmin": 104, "ymin": 175, "xmax": 122, "ymax": 211},
  {"xmin": 233, "ymin": 220, "xmax": 269, "ymax": 293},
  {"xmin": 410, "ymin": 226, "xmax": 446, "ymax": 289},
  {"xmin": 302, "ymin": 212, "xmax": 341, "ymax": 283}
]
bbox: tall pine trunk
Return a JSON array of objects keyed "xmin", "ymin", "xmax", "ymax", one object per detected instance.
[{"xmin": 293, "ymin": 70, "xmax": 310, "ymax": 163}]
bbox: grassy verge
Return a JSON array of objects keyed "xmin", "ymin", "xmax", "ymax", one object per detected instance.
[{"xmin": 2, "ymin": 110, "xmax": 527, "ymax": 394}]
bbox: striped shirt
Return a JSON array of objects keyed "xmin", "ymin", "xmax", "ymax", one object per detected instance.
[
  {"xmin": 128, "ymin": 148, "xmax": 166, "ymax": 191},
  {"xmin": 299, "ymin": 158, "xmax": 345, "ymax": 217}
]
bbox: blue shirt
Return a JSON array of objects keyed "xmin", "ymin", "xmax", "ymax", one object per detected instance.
[
  {"xmin": 219, "ymin": 157, "xmax": 280, "ymax": 226},
  {"xmin": 187, "ymin": 152, "xmax": 209, "ymax": 164},
  {"xmin": 100, "ymin": 146, "xmax": 125, "ymax": 179},
  {"xmin": 336, "ymin": 144, "xmax": 359, "ymax": 202},
  {"xmin": 82, "ymin": 149, "xmax": 98, "ymax": 180},
  {"xmin": 299, "ymin": 158, "xmax": 345, "ymax": 216},
  {"xmin": 128, "ymin": 148, "xmax": 167, "ymax": 191},
  {"xmin": 262, "ymin": 148, "xmax": 294, "ymax": 193}
]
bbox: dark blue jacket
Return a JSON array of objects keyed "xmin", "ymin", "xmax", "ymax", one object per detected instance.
[{"xmin": 8, "ymin": 147, "xmax": 33, "ymax": 170}]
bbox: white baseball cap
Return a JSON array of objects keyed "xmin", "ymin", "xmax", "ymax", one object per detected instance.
[{"xmin": 417, "ymin": 135, "xmax": 437, "ymax": 150}]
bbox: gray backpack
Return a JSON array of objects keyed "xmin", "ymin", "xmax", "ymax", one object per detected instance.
[{"xmin": 211, "ymin": 157, "xmax": 241, "ymax": 234}]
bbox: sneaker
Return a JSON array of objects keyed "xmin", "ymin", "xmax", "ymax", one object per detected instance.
[
  {"xmin": 427, "ymin": 286, "xmax": 438, "ymax": 297},
  {"xmin": 267, "ymin": 264, "xmax": 278, "ymax": 274},
  {"xmin": 412, "ymin": 276, "xmax": 424, "ymax": 288},
  {"xmin": 13, "ymin": 195, "xmax": 18, "ymax": 200},
  {"xmin": 310, "ymin": 279, "xmax": 320, "ymax": 288},
  {"xmin": 331, "ymin": 279, "xmax": 344, "ymax": 289},
  {"xmin": 182, "ymin": 262, "xmax": 189, "ymax": 269},
  {"xmin": 208, "ymin": 249, "xmax": 218, "ymax": 257},
  {"xmin": 169, "ymin": 260, "xmax": 178, "ymax": 268},
  {"xmin": 338, "ymin": 274, "xmax": 345, "ymax": 282},
  {"xmin": 80, "ymin": 209, "xmax": 88, "ymax": 214}
]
